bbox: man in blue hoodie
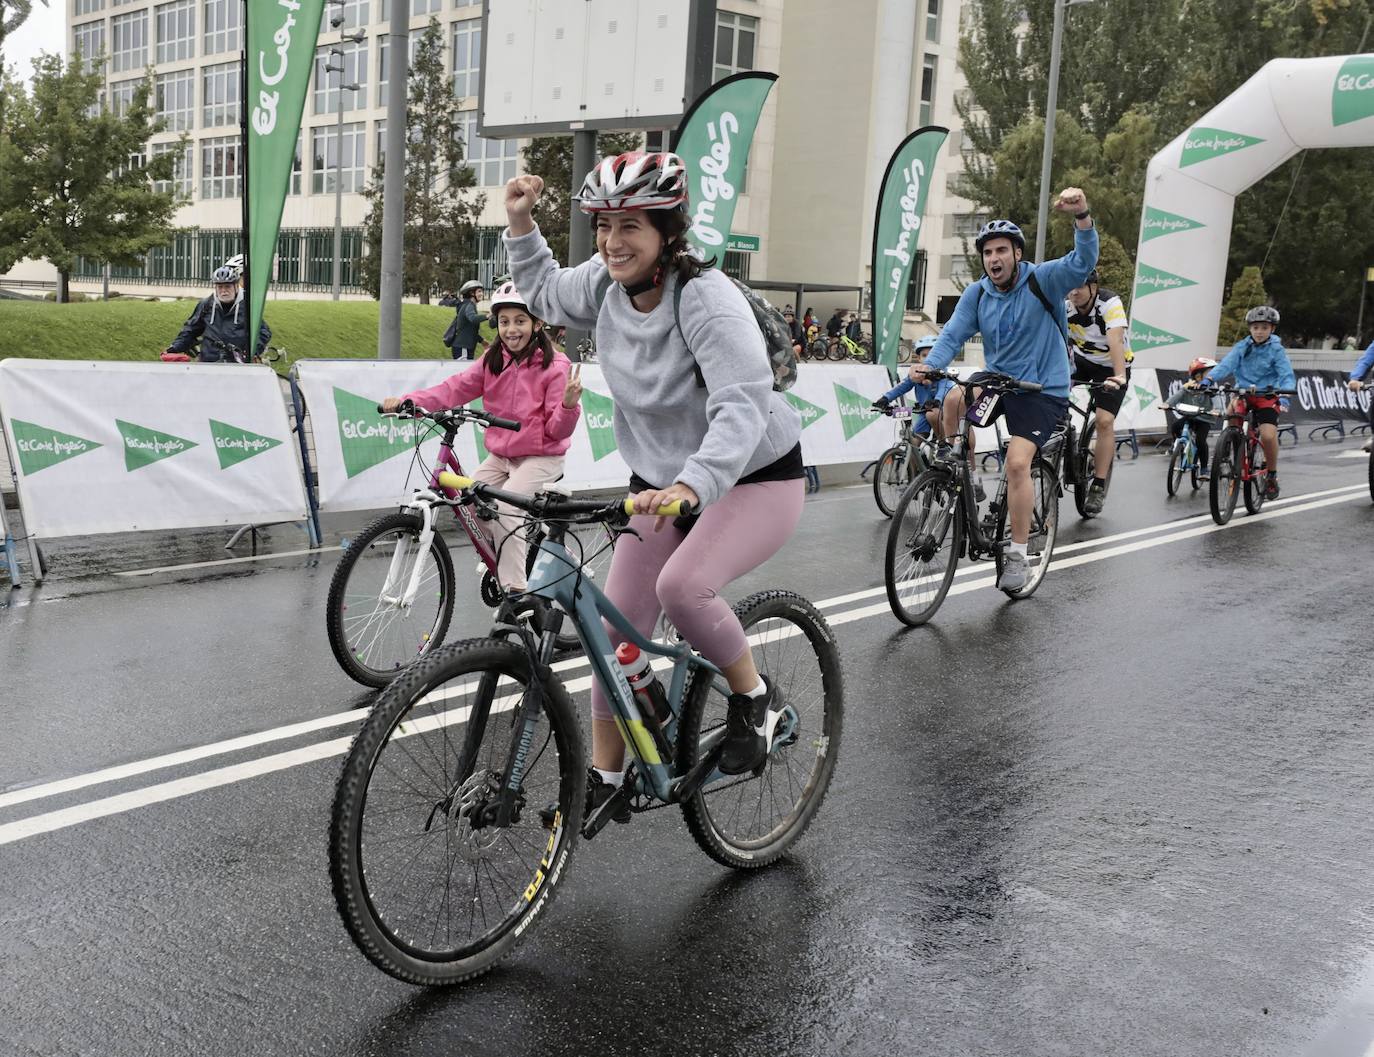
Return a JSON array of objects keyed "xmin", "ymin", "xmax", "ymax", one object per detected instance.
[
  {"xmin": 1196, "ymin": 305, "xmax": 1296, "ymax": 499},
  {"xmin": 913, "ymin": 187, "xmax": 1097, "ymax": 592}
]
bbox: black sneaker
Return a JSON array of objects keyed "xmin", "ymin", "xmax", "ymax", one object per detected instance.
[
  {"xmin": 717, "ymin": 677, "xmax": 777, "ymax": 776},
  {"xmin": 540, "ymin": 767, "xmax": 630, "ymax": 829},
  {"xmin": 1083, "ymin": 480, "xmax": 1107, "ymax": 515},
  {"xmin": 1265, "ymin": 473, "xmax": 1280, "ymax": 499}
]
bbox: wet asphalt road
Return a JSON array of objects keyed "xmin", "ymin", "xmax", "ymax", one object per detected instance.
[{"xmin": 2, "ymin": 439, "xmax": 1373, "ymax": 1057}]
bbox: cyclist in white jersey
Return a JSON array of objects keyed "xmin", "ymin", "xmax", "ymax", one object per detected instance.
[{"xmin": 1065, "ymin": 270, "xmax": 1130, "ymax": 515}]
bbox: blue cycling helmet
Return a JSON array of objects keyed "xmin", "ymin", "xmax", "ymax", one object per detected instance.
[
  {"xmin": 975, "ymin": 219, "xmax": 1025, "ymax": 253},
  {"xmin": 913, "ymin": 335, "xmax": 938, "ymax": 351}
]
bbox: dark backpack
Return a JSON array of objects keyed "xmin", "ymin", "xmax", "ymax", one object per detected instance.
[
  {"xmin": 595, "ymin": 270, "xmax": 799, "ymax": 392},
  {"xmin": 972, "ymin": 271, "xmax": 1068, "ymax": 348}
]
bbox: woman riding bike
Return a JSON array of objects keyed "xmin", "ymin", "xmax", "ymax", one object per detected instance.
[
  {"xmin": 502, "ymin": 151, "xmax": 805, "ymax": 817},
  {"xmin": 163, "ymin": 265, "xmax": 271, "ymax": 364}
]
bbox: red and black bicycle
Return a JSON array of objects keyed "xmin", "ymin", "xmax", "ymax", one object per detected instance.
[{"xmin": 1203, "ymin": 384, "xmax": 1296, "ymax": 525}]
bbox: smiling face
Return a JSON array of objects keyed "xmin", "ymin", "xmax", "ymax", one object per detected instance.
[
  {"xmin": 981, "ymin": 237, "xmax": 1021, "ymax": 287},
  {"xmin": 595, "ymin": 212, "xmax": 664, "ymax": 286},
  {"xmin": 496, "ymin": 307, "xmax": 538, "ymax": 354}
]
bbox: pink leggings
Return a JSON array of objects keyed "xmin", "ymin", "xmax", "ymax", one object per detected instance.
[{"xmin": 589, "ymin": 478, "xmax": 806, "ymax": 721}]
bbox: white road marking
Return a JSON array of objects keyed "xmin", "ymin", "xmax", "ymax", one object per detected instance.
[
  {"xmin": 1, "ymin": 483, "xmax": 1368, "ymax": 845},
  {"xmin": 115, "ymin": 545, "xmax": 343, "ymax": 577}
]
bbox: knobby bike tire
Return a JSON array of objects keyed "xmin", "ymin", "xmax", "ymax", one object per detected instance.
[
  {"xmin": 326, "ymin": 511, "xmax": 456, "ymax": 688},
  {"xmin": 873, "ymin": 445, "xmax": 912, "ymax": 518},
  {"xmin": 1243, "ymin": 435, "xmax": 1268, "ymax": 515},
  {"xmin": 993, "ymin": 458, "xmax": 1060, "ymax": 599},
  {"xmin": 1210, "ymin": 428, "xmax": 1242, "ymax": 525},
  {"xmin": 884, "ymin": 469, "xmax": 963, "ymax": 626},
  {"xmin": 677, "ymin": 591, "xmax": 843, "ymax": 870},
  {"xmin": 1166, "ymin": 441, "xmax": 1186, "ymax": 497},
  {"xmin": 330, "ymin": 639, "xmax": 585, "ymax": 986}
]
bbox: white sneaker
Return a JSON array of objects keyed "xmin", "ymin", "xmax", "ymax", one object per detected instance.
[{"xmin": 998, "ymin": 551, "xmax": 1029, "ymax": 593}]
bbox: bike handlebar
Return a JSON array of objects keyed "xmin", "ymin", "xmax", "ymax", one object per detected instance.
[
  {"xmin": 1193, "ymin": 384, "xmax": 1296, "ymax": 397},
  {"xmin": 435, "ymin": 472, "xmax": 693, "ymax": 521},
  {"xmin": 378, "ymin": 401, "xmax": 522, "ymax": 431},
  {"xmin": 911, "ymin": 367, "xmax": 1042, "ymax": 393}
]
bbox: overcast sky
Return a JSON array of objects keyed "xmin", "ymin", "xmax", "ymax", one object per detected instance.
[{"xmin": 3, "ymin": 2, "xmax": 66, "ymax": 84}]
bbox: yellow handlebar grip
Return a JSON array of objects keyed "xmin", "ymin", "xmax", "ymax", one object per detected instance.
[
  {"xmin": 437, "ymin": 471, "xmax": 474, "ymax": 491},
  {"xmin": 621, "ymin": 498, "xmax": 690, "ymax": 517}
]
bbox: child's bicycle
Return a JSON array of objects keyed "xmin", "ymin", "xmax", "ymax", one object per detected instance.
[
  {"xmin": 328, "ymin": 478, "xmax": 844, "ymax": 985},
  {"xmin": 884, "ymin": 370, "xmax": 1060, "ymax": 625},
  {"xmin": 324, "ymin": 403, "xmax": 615, "ymax": 687},
  {"xmin": 872, "ymin": 401, "xmax": 938, "ymax": 518},
  {"xmin": 1161, "ymin": 406, "xmax": 1211, "ymax": 497},
  {"xmin": 1202, "ymin": 384, "xmax": 1297, "ymax": 525}
]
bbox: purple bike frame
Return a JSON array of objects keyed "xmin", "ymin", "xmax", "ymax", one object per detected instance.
[{"xmin": 429, "ymin": 429, "xmax": 500, "ymax": 574}]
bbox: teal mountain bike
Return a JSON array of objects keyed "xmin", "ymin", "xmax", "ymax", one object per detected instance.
[{"xmin": 329, "ymin": 474, "xmax": 844, "ymax": 986}]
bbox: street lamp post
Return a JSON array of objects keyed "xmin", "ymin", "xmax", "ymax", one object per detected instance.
[
  {"xmin": 325, "ymin": 5, "xmax": 365, "ymax": 301},
  {"xmin": 1033, "ymin": 0, "xmax": 1097, "ymax": 264}
]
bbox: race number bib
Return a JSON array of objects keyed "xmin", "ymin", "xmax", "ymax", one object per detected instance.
[{"xmin": 965, "ymin": 390, "xmax": 1003, "ymax": 427}]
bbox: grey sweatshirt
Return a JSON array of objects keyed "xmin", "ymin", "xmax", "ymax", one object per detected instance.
[{"xmin": 504, "ymin": 225, "xmax": 802, "ymax": 508}]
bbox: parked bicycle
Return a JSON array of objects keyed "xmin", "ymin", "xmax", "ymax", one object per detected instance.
[
  {"xmin": 324, "ymin": 404, "xmax": 615, "ymax": 687},
  {"xmin": 872, "ymin": 401, "xmax": 938, "ymax": 518},
  {"xmin": 1204, "ymin": 384, "xmax": 1297, "ymax": 525},
  {"xmin": 329, "ymin": 478, "xmax": 843, "ymax": 985},
  {"xmin": 884, "ymin": 370, "xmax": 1060, "ymax": 625}
]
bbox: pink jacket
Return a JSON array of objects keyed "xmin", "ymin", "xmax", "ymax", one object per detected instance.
[{"xmin": 404, "ymin": 347, "xmax": 581, "ymax": 459}]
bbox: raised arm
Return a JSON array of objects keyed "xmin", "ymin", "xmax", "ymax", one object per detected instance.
[
  {"xmin": 1032, "ymin": 188, "xmax": 1099, "ymax": 302},
  {"xmin": 502, "ymin": 175, "xmax": 606, "ymax": 330}
]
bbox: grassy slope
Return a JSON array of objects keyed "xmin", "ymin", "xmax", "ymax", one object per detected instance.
[{"xmin": 0, "ymin": 299, "xmax": 460, "ymax": 363}]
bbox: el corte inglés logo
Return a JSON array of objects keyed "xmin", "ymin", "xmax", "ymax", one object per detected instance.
[
  {"xmin": 117, "ymin": 419, "xmax": 197, "ymax": 471},
  {"xmin": 1133, "ymin": 263, "xmax": 1197, "ymax": 299},
  {"xmin": 580, "ymin": 389, "xmax": 619, "ymax": 462},
  {"xmin": 1180, "ymin": 126, "xmax": 1263, "ymax": 168},
  {"xmin": 1141, "ymin": 206, "xmax": 1204, "ymax": 243},
  {"xmin": 782, "ymin": 391, "xmax": 827, "ymax": 429},
  {"xmin": 333, "ymin": 386, "xmax": 424, "ymax": 479},
  {"xmin": 10, "ymin": 419, "xmax": 102, "ymax": 475},
  {"xmin": 833, "ymin": 382, "xmax": 882, "ymax": 441},
  {"xmin": 209, "ymin": 419, "xmax": 283, "ymax": 469},
  {"xmin": 1333, "ymin": 56, "xmax": 1374, "ymax": 126},
  {"xmin": 1127, "ymin": 320, "xmax": 1188, "ymax": 351}
]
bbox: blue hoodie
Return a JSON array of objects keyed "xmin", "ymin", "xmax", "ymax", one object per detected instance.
[
  {"xmin": 1351, "ymin": 342, "xmax": 1374, "ymax": 382},
  {"xmin": 1205, "ymin": 334, "xmax": 1296, "ymax": 392},
  {"xmin": 879, "ymin": 376, "xmax": 956, "ymax": 435},
  {"xmin": 926, "ymin": 224, "xmax": 1099, "ymax": 398}
]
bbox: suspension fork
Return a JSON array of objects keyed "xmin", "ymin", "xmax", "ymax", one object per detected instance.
[
  {"xmin": 490, "ymin": 605, "xmax": 565, "ymax": 827},
  {"xmin": 383, "ymin": 497, "xmax": 439, "ymax": 607}
]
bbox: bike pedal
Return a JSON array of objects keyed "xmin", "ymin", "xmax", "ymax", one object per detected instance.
[{"xmin": 581, "ymin": 783, "xmax": 635, "ymax": 841}]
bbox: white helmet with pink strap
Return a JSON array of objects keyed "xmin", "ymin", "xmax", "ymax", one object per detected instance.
[{"xmin": 574, "ymin": 151, "xmax": 688, "ymax": 214}]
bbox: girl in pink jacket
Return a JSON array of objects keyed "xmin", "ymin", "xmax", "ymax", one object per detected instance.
[{"xmin": 382, "ymin": 281, "xmax": 582, "ymax": 593}]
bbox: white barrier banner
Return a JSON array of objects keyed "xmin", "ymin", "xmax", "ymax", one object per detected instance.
[
  {"xmin": 0, "ymin": 359, "xmax": 308, "ymax": 538},
  {"xmin": 296, "ymin": 360, "xmax": 910, "ymax": 515}
]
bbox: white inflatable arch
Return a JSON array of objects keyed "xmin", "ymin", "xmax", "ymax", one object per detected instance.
[{"xmin": 1128, "ymin": 54, "xmax": 1374, "ymax": 368}]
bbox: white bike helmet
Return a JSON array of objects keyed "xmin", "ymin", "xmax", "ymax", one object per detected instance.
[
  {"xmin": 222, "ymin": 253, "xmax": 245, "ymax": 277},
  {"xmin": 459, "ymin": 279, "xmax": 484, "ymax": 296},
  {"xmin": 575, "ymin": 151, "xmax": 688, "ymax": 214},
  {"xmin": 488, "ymin": 281, "xmax": 529, "ymax": 314}
]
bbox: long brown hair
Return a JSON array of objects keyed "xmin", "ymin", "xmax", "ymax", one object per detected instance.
[{"xmin": 482, "ymin": 311, "xmax": 556, "ymax": 375}]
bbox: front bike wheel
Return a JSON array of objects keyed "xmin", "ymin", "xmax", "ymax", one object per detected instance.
[
  {"xmin": 327, "ymin": 512, "xmax": 456, "ymax": 688},
  {"xmin": 330, "ymin": 639, "xmax": 584, "ymax": 986},
  {"xmin": 677, "ymin": 591, "xmax": 843, "ymax": 870},
  {"xmin": 1368, "ymin": 444, "xmax": 1374, "ymax": 503},
  {"xmin": 896, "ymin": 341, "xmax": 912, "ymax": 364},
  {"xmin": 1243, "ymin": 436, "xmax": 1269, "ymax": 515},
  {"xmin": 826, "ymin": 340, "xmax": 845, "ymax": 362},
  {"xmin": 1210, "ymin": 428, "xmax": 1242, "ymax": 525},
  {"xmin": 808, "ymin": 339, "xmax": 828, "ymax": 361},
  {"xmin": 1073, "ymin": 417, "xmax": 1110, "ymax": 518},
  {"xmin": 993, "ymin": 459, "xmax": 1060, "ymax": 599},
  {"xmin": 884, "ymin": 469, "xmax": 963, "ymax": 626},
  {"xmin": 872, "ymin": 444, "xmax": 914, "ymax": 518},
  {"xmin": 1166, "ymin": 440, "xmax": 1186, "ymax": 497}
]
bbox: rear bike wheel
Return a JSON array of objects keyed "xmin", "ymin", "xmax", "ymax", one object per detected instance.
[
  {"xmin": 1209, "ymin": 428, "xmax": 1242, "ymax": 525},
  {"xmin": 884, "ymin": 469, "xmax": 963, "ymax": 626},
  {"xmin": 826, "ymin": 339, "xmax": 845, "ymax": 362},
  {"xmin": 1166, "ymin": 440, "xmax": 1186, "ymax": 497},
  {"xmin": 896, "ymin": 341, "xmax": 913, "ymax": 364},
  {"xmin": 872, "ymin": 444, "xmax": 915, "ymax": 518},
  {"xmin": 525, "ymin": 523, "xmax": 616, "ymax": 652},
  {"xmin": 808, "ymin": 339, "xmax": 828, "ymax": 361},
  {"xmin": 1073, "ymin": 417, "xmax": 1111, "ymax": 518},
  {"xmin": 677, "ymin": 591, "xmax": 843, "ymax": 870},
  {"xmin": 1243, "ymin": 435, "xmax": 1269, "ymax": 515},
  {"xmin": 327, "ymin": 512, "xmax": 456, "ymax": 688},
  {"xmin": 993, "ymin": 459, "xmax": 1060, "ymax": 599},
  {"xmin": 329, "ymin": 639, "xmax": 584, "ymax": 986}
]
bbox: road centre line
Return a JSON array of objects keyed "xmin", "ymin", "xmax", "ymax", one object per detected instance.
[{"xmin": 1, "ymin": 483, "xmax": 1366, "ymax": 845}]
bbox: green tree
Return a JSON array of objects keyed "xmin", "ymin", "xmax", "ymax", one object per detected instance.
[
  {"xmin": 359, "ymin": 18, "xmax": 484, "ymax": 302},
  {"xmin": 1094, "ymin": 232, "xmax": 1135, "ymax": 308},
  {"xmin": 518, "ymin": 130, "xmax": 643, "ymax": 266},
  {"xmin": 1218, "ymin": 265, "xmax": 1268, "ymax": 344},
  {"xmin": 0, "ymin": 54, "xmax": 182, "ymax": 301}
]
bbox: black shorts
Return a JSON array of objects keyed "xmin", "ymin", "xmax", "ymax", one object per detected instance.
[
  {"xmin": 968, "ymin": 375, "xmax": 1068, "ymax": 450},
  {"xmin": 1071, "ymin": 354, "xmax": 1131, "ymax": 416}
]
